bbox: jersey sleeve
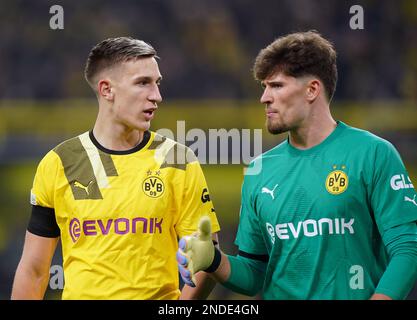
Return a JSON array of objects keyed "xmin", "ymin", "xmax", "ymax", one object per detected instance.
[
  {"xmin": 28, "ymin": 150, "xmax": 61, "ymax": 237},
  {"xmin": 235, "ymin": 162, "xmax": 268, "ymax": 255},
  {"xmin": 370, "ymin": 140, "xmax": 417, "ymax": 233},
  {"xmin": 30, "ymin": 150, "xmax": 61, "ymax": 208},
  {"xmin": 175, "ymin": 150, "xmax": 220, "ymax": 238}
]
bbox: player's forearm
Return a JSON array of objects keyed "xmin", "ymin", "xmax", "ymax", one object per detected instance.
[
  {"xmin": 177, "ymin": 219, "xmax": 266, "ymax": 297},
  {"xmin": 210, "ymin": 251, "xmax": 232, "ymax": 283},
  {"xmin": 374, "ymin": 252, "xmax": 417, "ymax": 299},
  {"xmin": 198, "ymin": 250, "xmax": 266, "ymax": 297},
  {"xmin": 369, "ymin": 293, "xmax": 392, "ymax": 300},
  {"xmin": 11, "ymin": 264, "xmax": 49, "ymax": 299},
  {"xmin": 180, "ymin": 271, "xmax": 217, "ymax": 299},
  {"xmin": 375, "ymin": 222, "xmax": 417, "ymax": 299},
  {"xmin": 218, "ymin": 254, "xmax": 266, "ymax": 297}
]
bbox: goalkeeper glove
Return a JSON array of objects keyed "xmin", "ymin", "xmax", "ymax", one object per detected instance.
[{"xmin": 176, "ymin": 216, "xmax": 220, "ymax": 287}]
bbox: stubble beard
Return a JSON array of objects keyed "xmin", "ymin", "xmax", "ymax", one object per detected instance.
[{"xmin": 266, "ymin": 118, "xmax": 291, "ymax": 135}]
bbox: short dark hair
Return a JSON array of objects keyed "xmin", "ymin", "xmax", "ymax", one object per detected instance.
[
  {"xmin": 84, "ymin": 36, "xmax": 157, "ymax": 90},
  {"xmin": 253, "ymin": 31, "xmax": 338, "ymax": 101}
]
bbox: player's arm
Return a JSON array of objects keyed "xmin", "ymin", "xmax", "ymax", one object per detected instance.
[
  {"xmin": 368, "ymin": 141, "xmax": 417, "ymax": 299},
  {"xmin": 371, "ymin": 222, "xmax": 417, "ymax": 300},
  {"xmin": 178, "ymin": 160, "xmax": 267, "ymax": 297},
  {"xmin": 11, "ymin": 231, "xmax": 59, "ymax": 299},
  {"xmin": 12, "ymin": 151, "xmax": 62, "ymax": 299},
  {"xmin": 12, "ymin": 200, "xmax": 61, "ymax": 299},
  {"xmin": 369, "ymin": 293, "xmax": 392, "ymax": 300},
  {"xmin": 176, "ymin": 150, "xmax": 222, "ymax": 299},
  {"xmin": 177, "ymin": 217, "xmax": 266, "ymax": 297}
]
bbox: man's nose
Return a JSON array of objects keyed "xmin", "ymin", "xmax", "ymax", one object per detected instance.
[
  {"xmin": 149, "ymin": 84, "xmax": 162, "ymax": 104},
  {"xmin": 260, "ymin": 87, "xmax": 272, "ymax": 104}
]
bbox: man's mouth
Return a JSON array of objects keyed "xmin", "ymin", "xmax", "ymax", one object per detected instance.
[
  {"xmin": 266, "ymin": 109, "xmax": 277, "ymax": 118},
  {"xmin": 143, "ymin": 108, "xmax": 156, "ymax": 120}
]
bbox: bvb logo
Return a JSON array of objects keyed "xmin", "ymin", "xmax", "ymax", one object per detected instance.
[
  {"xmin": 326, "ymin": 170, "xmax": 349, "ymax": 195},
  {"xmin": 143, "ymin": 176, "xmax": 165, "ymax": 198}
]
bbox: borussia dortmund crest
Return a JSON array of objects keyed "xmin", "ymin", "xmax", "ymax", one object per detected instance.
[
  {"xmin": 143, "ymin": 171, "xmax": 165, "ymax": 198},
  {"xmin": 326, "ymin": 166, "xmax": 349, "ymax": 195}
]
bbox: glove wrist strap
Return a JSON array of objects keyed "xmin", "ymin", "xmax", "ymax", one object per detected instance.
[{"xmin": 204, "ymin": 247, "xmax": 221, "ymax": 273}]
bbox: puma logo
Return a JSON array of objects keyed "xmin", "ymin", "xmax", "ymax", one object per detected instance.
[
  {"xmin": 405, "ymin": 195, "xmax": 417, "ymax": 207},
  {"xmin": 262, "ymin": 184, "xmax": 278, "ymax": 200},
  {"xmin": 74, "ymin": 180, "xmax": 94, "ymax": 195}
]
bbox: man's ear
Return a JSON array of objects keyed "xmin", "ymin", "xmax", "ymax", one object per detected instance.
[
  {"xmin": 306, "ymin": 79, "xmax": 321, "ymax": 102},
  {"xmin": 98, "ymin": 79, "xmax": 114, "ymax": 101}
]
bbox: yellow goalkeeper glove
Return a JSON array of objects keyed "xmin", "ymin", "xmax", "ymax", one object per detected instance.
[{"xmin": 176, "ymin": 216, "xmax": 220, "ymax": 287}]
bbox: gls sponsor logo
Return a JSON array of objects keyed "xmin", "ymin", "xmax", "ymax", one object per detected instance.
[
  {"xmin": 201, "ymin": 188, "xmax": 211, "ymax": 203},
  {"xmin": 201, "ymin": 188, "xmax": 217, "ymax": 214},
  {"xmin": 69, "ymin": 217, "xmax": 163, "ymax": 243},
  {"xmin": 266, "ymin": 217, "xmax": 354, "ymax": 242},
  {"xmin": 390, "ymin": 174, "xmax": 414, "ymax": 191}
]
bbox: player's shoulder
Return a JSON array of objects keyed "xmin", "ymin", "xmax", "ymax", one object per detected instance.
[
  {"xmin": 243, "ymin": 139, "xmax": 287, "ymax": 178},
  {"xmin": 341, "ymin": 122, "xmax": 397, "ymax": 153},
  {"xmin": 36, "ymin": 132, "xmax": 89, "ymax": 168},
  {"xmin": 35, "ymin": 133, "xmax": 86, "ymax": 173},
  {"xmin": 249, "ymin": 139, "xmax": 287, "ymax": 166},
  {"xmin": 52, "ymin": 132, "xmax": 88, "ymax": 154},
  {"xmin": 150, "ymin": 131, "xmax": 196, "ymax": 156},
  {"xmin": 263, "ymin": 139, "xmax": 288, "ymax": 156},
  {"xmin": 149, "ymin": 131, "xmax": 198, "ymax": 169},
  {"xmin": 48, "ymin": 131, "xmax": 93, "ymax": 167}
]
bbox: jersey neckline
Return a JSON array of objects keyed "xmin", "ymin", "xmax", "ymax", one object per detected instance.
[
  {"xmin": 88, "ymin": 130, "xmax": 151, "ymax": 155},
  {"xmin": 286, "ymin": 121, "xmax": 347, "ymax": 156}
]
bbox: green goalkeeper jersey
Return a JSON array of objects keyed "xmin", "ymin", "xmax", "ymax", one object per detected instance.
[{"xmin": 236, "ymin": 121, "xmax": 417, "ymax": 299}]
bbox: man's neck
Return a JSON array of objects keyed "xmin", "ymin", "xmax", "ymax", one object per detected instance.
[
  {"xmin": 92, "ymin": 121, "xmax": 144, "ymax": 152},
  {"xmin": 289, "ymin": 113, "xmax": 337, "ymax": 150}
]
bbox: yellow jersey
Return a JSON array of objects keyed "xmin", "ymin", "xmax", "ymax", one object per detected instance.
[{"xmin": 30, "ymin": 130, "xmax": 220, "ymax": 299}]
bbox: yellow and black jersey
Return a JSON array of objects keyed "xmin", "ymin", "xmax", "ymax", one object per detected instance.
[{"xmin": 29, "ymin": 130, "xmax": 220, "ymax": 300}]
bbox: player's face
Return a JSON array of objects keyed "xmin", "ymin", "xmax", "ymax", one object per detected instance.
[
  {"xmin": 110, "ymin": 57, "xmax": 162, "ymax": 132},
  {"xmin": 260, "ymin": 72, "xmax": 310, "ymax": 135}
]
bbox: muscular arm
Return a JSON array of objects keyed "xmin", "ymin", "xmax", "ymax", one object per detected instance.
[{"xmin": 11, "ymin": 231, "xmax": 59, "ymax": 299}]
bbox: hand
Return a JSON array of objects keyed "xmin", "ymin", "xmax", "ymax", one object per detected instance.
[
  {"xmin": 369, "ymin": 293, "xmax": 393, "ymax": 300},
  {"xmin": 176, "ymin": 216, "xmax": 215, "ymax": 287}
]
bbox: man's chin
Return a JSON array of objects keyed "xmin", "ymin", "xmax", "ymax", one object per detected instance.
[
  {"xmin": 129, "ymin": 121, "xmax": 151, "ymax": 132},
  {"xmin": 267, "ymin": 122, "xmax": 289, "ymax": 135}
]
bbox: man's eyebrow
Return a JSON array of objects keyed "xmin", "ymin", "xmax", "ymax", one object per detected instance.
[
  {"xmin": 261, "ymin": 80, "xmax": 283, "ymax": 87},
  {"xmin": 266, "ymin": 80, "xmax": 283, "ymax": 85},
  {"xmin": 132, "ymin": 76, "xmax": 162, "ymax": 82}
]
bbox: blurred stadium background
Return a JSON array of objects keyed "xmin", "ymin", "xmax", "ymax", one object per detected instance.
[{"xmin": 0, "ymin": 0, "xmax": 416, "ymax": 299}]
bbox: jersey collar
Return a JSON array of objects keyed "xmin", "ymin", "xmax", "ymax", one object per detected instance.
[
  {"xmin": 286, "ymin": 121, "xmax": 347, "ymax": 156},
  {"xmin": 89, "ymin": 130, "xmax": 151, "ymax": 155}
]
